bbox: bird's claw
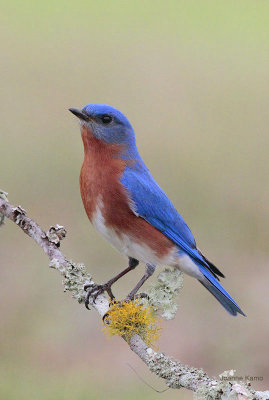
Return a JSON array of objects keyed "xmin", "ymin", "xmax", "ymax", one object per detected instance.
[
  {"xmin": 84, "ymin": 284, "xmax": 103, "ymax": 309},
  {"xmin": 102, "ymin": 299, "xmax": 120, "ymax": 323},
  {"xmin": 135, "ymin": 292, "xmax": 149, "ymax": 301},
  {"xmin": 125, "ymin": 291, "xmax": 149, "ymax": 302},
  {"xmin": 84, "ymin": 283, "xmax": 114, "ymax": 310}
]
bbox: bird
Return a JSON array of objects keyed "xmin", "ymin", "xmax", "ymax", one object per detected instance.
[{"xmin": 69, "ymin": 103, "xmax": 245, "ymax": 316}]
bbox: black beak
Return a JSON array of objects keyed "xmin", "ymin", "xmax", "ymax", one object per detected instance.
[{"xmin": 69, "ymin": 108, "xmax": 89, "ymax": 121}]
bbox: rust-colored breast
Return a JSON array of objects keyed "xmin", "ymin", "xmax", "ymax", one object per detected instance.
[
  {"xmin": 79, "ymin": 126, "xmax": 127, "ymax": 222},
  {"xmin": 79, "ymin": 125, "xmax": 175, "ymax": 258}
]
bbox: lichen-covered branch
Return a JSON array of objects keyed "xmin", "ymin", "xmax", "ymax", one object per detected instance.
[{"xmin": 0, "ymin": 193, "xmax": 268, "ymax": 400}]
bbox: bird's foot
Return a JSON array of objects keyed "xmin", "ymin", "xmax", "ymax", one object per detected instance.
[
  {"xmin": 125, "ymin": 291, "xmax": 149, "ymax": 301},
  {"xmin": 135, "ymin": 292, "xmax": 150, "ymax": 301},
  {"xmin": 84, "ymin": 282, "xmax": 115, "ymax": 309},
  {"xmin": 124, "ymin": 263, "xmax": 156, "ymax": 301}
]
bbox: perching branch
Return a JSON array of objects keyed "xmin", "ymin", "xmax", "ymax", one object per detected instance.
[{"xmin": 0, "ymin": 192, "xmax": 268, "ymax": 400}]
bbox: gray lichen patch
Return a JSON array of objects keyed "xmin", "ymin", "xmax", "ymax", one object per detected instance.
[
  {"xmin": 13, "ymin": 206, "xmax": 27, "ymax": 225},
  {"xmin": 195, "ymin": 381, "xmax": 253, "ymax": 400},
  {"xmin": 147, "ymin": 350, "xmax": 209, "ymax": 390},
  {"xmin": 142, "ymin": 267, "xmax": 183, "ymax": 320},
  {"xmin": 0, "ymin": 190, "xmax": 8, "ymax": 226},
  {"xmin": 194, "ymin": 383, "xmax": 223, "ymax": 400},
  {"xmin": 46, "ymin": 225, "xmax": 67, "ymax": 247},
  {"xmin": 195, "ymin": 370, "xmax": 257, "ymax": 400},
  {"xmin": 50, "ymin": 259, "xmax": 92, "ymax": 303}
]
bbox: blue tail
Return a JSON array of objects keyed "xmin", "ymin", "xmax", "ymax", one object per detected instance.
[{"xmin": 198, "ymin": 265, "xmax": 246, "ymax": 316}]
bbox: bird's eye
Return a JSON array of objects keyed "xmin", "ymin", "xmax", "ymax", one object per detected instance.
[{"xmin": 101, "ymin": 115, "xmax": 112, "ymax": 124}]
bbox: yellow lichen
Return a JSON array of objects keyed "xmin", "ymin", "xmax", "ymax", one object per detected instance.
[{"xmin": 103, "ymin": 299, "xmax": 161, "ymax": 347}]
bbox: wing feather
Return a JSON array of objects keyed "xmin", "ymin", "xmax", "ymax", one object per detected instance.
[{"xmin": 121, "ymin": 166, "xmax": 200, "ymax": 256}]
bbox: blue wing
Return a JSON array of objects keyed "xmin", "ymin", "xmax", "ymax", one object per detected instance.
[
  {"xmin": 121, "ymin": 164, "xmax": 245, "ymax": 316},
  {"xmin": 121, "ymin": 165, "xmax": 206, "ymax": 265}
]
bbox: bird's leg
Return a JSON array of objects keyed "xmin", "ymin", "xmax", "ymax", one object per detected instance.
[
  {"xmin": 84, "ymin": 257, "xmax": 139, "ymax": 309},
  {"xmin": 126, "ymin": 263, "xmax": 156, "ymax": 301}
]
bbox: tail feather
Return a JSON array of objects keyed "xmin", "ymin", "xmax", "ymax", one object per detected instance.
[
  {"xmin": 198, "ymin": 264, "xmax": 246, "ymax": 316},
  {"xmin": 200, "ymin": 253, "xmax": 225, "ymax": 279}
]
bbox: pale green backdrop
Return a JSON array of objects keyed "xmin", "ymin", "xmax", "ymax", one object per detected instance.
[{"xmin": 1, "ymin": 1, "xmax": 269, "ymax": 399}]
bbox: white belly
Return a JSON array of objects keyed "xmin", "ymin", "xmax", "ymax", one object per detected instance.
[
  {"xmin": 92, "ymin": 203, "xmax": 177, "ymax": 266},
  {"xmin": 176, "ymin": 254, "xmax": 204, "ymax": 279},
  {"xmin": 92, "ymin": 202, "xmax": 203, "ymax": 280}
]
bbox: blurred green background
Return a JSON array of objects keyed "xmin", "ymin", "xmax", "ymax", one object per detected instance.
[{"xmin": 1, "ymin": 1, "xmax": 269, "ymax": 399}]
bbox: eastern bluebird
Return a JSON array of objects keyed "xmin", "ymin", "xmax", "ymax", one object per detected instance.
[{"xmin": 69, "ymin": 104, "xmax": 245, "ymax": 316}]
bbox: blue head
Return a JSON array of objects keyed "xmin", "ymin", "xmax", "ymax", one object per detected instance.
[{"xmin": 69, "ymin": 103, "xmax": 136, "ymax": 147}]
